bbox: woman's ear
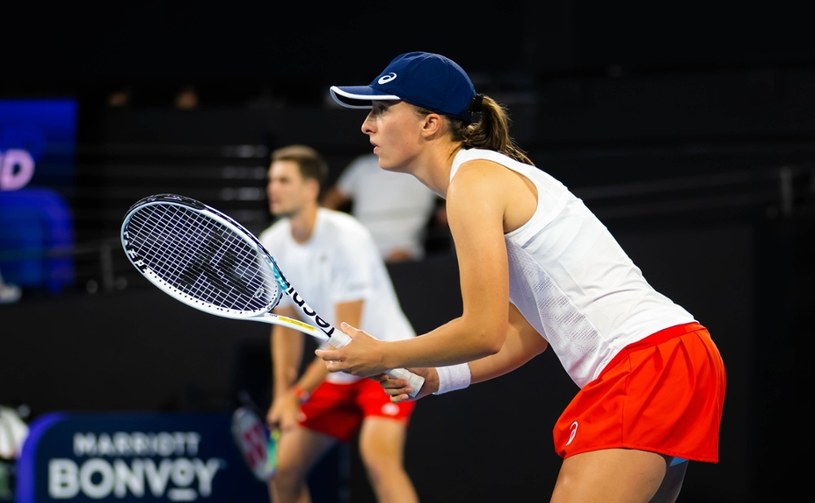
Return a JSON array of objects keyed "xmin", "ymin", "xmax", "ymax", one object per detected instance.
[{"xmin": 421, "ymin": 112, "xmax": 445, "ymax": 138}]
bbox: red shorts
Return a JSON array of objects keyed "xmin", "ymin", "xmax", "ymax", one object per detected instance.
[
  {"xmin": 553, "ymin": 322, "xmax": 726, "ymax": 463},
  {"xmin": 299, "ymin": 378, "xmax": 416, "ymax": 442}
]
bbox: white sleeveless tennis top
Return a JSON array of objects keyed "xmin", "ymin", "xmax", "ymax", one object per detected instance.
[{"xmin": 450, "ymin": 148, "xmax": 695, "ymax": 388}]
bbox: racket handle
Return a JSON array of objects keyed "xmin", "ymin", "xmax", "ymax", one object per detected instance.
[
  {"xmin": 327, "ymin": 331, "xmax": 352, "ymax": 347},
  {"xmin": 326, "ymin": 332, "xmax": 425, "ymax": 398},
  {"xmin": 386, "ymin": 367, "xmax": 425, "ymax": 397}
]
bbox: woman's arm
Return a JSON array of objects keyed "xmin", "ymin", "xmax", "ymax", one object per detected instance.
[
  {"xmin": 378, "ymin": 303, "xmax": 548, "ymax": 401},
  {"xmin": 317, "ymin": 162, "xmax": 513, "ymax": 376},
  {"xmin": 469, "ymin": 303, "xmax": 548, "ymax": 384}
]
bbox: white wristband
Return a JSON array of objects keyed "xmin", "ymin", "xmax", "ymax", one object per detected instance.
[{"xmin": 433, "ymin": 363, "xmax": 471, "ymax": 395}]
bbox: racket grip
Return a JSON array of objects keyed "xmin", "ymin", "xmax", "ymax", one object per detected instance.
[
  {"xmin": 326, "ymin": 332, "xmax": 425, "ymax": 398},
  {"xmin": 387, "ymin": 367, "xmax": 425, "ymax": 398},
  {"xmin": 327, "ymin": 331, "xmax": 352, "ymax": 347}
]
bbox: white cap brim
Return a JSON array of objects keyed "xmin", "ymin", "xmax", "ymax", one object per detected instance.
[{"xmin": 329, "ymin": 86, "xmax": 401, "ymax": 109}]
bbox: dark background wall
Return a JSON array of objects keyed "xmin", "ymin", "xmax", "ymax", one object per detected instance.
[
  {"xmin": 4, "ymin": 1, "xmax": 813, "ymax": 104},
  {"xmin": 2, "ymin": 1, "xmax": 814, "ymax": 501},
  {"xmin": 2, "ymin": 225, "xmax": 760, "ymax": 502}
]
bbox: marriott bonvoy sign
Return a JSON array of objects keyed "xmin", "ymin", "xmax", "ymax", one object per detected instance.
[{"xmin": 16, "ymin": 412, "xmax": 267, "ymax": 502}]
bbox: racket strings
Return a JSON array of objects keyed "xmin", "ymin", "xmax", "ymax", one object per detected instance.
[{"xmin": 126, "ymin": 204, "xmax": 279, "ymax": 314}]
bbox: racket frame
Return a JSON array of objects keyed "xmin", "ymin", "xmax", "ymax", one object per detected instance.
[{"xmin": 121, "ymin": 194, "xmax": 423, "ymax": 393}]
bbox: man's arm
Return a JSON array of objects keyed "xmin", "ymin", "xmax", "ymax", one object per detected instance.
[
  {"xmin": 267, "ymin": 299, "xmax": 365, "ymax": 429},
  {"xmin": 271, "ymin": 305, "xmax": 305, "ymax": 398},
  {"xmin": 267, "ymin": 305, "xmax": 306, "ymax": 431},
  {"xmin": 285, "ymin": 299, "xmax": 364, "ymax": 396}
]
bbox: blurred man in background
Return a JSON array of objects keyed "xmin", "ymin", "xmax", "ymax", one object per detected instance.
[{"xmin": 260, "ymin": 145, "xmax": 419, "ymax": 503}]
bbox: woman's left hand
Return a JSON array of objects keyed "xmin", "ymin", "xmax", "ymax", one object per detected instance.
[{"xmin": 375, "ymin": 367, "xmax": 437, "ymax": 402}]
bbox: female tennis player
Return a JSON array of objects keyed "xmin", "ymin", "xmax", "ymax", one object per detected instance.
[{"xmin": 316, "ymin": 51, "xmax": 726, "ymax": 503}]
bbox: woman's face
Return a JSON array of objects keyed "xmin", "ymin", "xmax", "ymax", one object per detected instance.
[{"xmin": 361, "ymin": 100, "xmax": 425, "ymax": 173}]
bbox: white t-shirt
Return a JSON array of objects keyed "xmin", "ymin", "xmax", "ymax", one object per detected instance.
[
  {"xmin": 258, "ymin": 208, "xmax": 416, "ymax": 383},
  {"xmin": 451, "ymin": 148, "xmax": 696, "ymax": 388},
  {"xmin": 336, "ymin": 154, "xmax": 438, "ymax": 259}
]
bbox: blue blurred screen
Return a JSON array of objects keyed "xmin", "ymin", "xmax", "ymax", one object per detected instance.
[{"xmin": 0, "ymin": 99, "xmax": 77, "ymax": 292}]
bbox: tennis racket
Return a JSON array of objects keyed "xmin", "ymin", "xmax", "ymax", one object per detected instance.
[
  {"xmin": 231, "ymin": 390, "xmax": 279, "ymax": 481},
  {"xmin": 120, "ymin": 193, "xmax": 425, "ymax": 397},
  {"xmin": 231, "ymin": 405, "xmax": 276, "ymax": 481}
]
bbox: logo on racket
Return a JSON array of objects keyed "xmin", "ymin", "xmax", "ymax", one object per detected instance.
[
  {"xmin": 270, "ymin": 264, "xmax": 335, "ymax": 338},
  {"xmin": 122, "ymin": 237, "xmax": 149, "ymax": 273}
]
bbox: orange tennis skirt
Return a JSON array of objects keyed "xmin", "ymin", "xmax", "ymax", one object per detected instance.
[{"xmin": 553, "ymin": 322, "xmax": 726, "ymax": 462}]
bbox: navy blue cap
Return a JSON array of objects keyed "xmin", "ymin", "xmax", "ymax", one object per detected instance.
[{"xmin": 330, "ymin": 52, "xmax": 476, "ymax": 120}]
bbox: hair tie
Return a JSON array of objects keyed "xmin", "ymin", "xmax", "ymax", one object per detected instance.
[
  {"xmin": 465, "ymin": 94, "xmax": 484, "ymax": 125},
  {"xmin": 470, "ymin": 93, "xmax": 484, "ymax": 111}
]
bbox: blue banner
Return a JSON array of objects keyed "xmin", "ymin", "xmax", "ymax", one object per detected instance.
[{"xmin": 16, "ymin": 412, "xmax": 268, "ymax": 502}]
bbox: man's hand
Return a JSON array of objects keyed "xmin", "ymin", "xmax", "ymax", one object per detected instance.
[{"xmin": 266, "ymin": 391, "xmax": 302, "ymax": 433}]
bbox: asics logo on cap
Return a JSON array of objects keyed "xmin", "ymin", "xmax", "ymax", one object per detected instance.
[{"xmin": 378, "ymin": 72, "xmax": 397, "ymax": 85}]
